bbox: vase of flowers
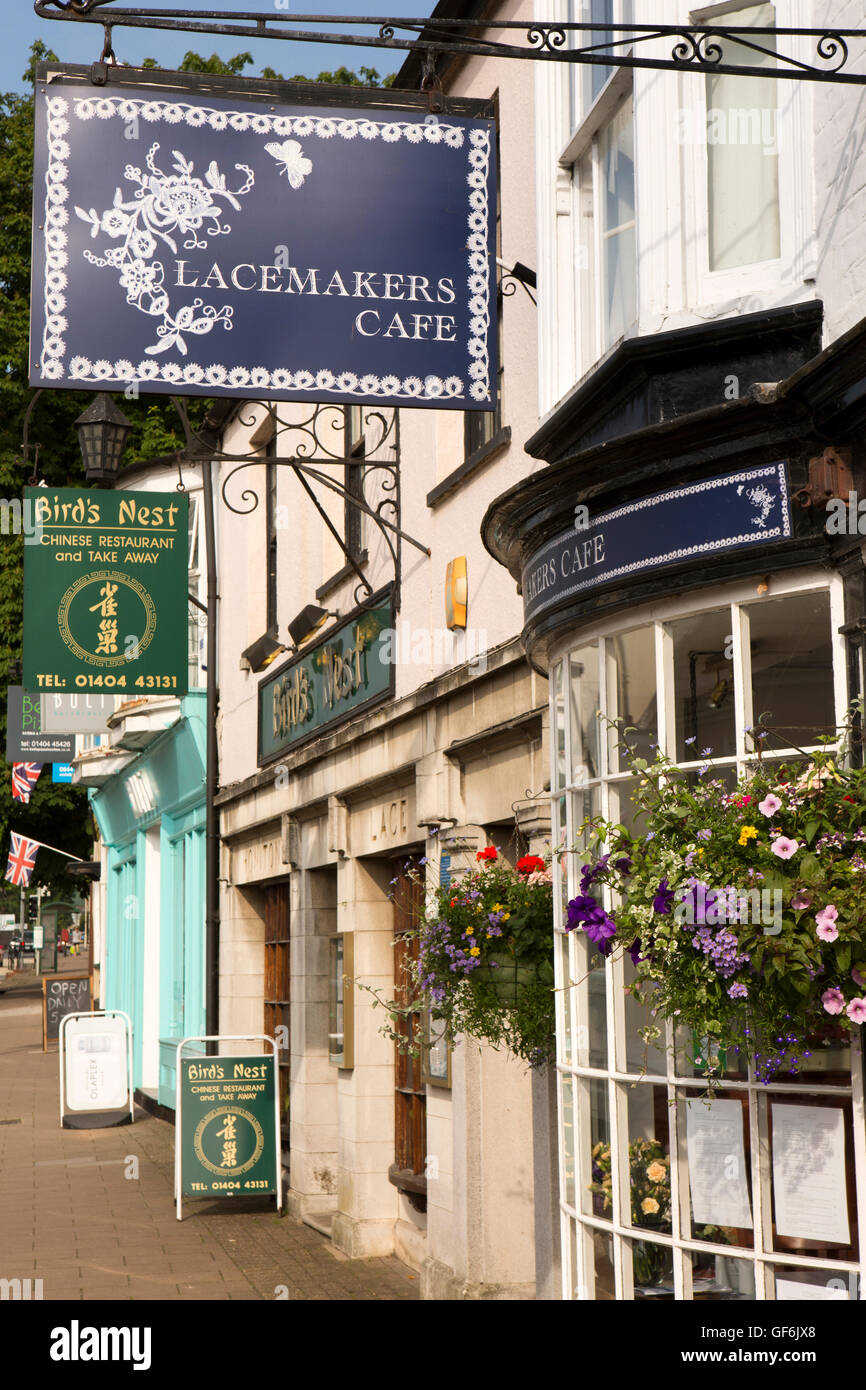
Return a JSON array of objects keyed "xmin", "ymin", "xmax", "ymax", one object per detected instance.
[{"xmin": 568, "ymin": 721, "xmax": 866, "ymax": 1086}]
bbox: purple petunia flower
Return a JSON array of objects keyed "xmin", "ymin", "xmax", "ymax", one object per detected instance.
[{"xmin": 653, "ymin": 878, "xmax": 674, "ymax": 914}]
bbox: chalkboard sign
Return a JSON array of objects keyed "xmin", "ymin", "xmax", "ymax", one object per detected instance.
[{"xmin": 43, "ymin": 974, "xmax": 92, "ymax": 1049}]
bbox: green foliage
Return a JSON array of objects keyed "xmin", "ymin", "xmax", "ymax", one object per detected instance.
[{"xmin": 144, "ymin": 50, "xmax": 395, "ymax": 87}]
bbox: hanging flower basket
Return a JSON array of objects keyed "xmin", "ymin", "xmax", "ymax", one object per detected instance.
[
  {"xmin": 371, "ymin": 850, "xmax": 556, "ymax": 1067},
  {"xmin": 568, "ymin": 723, "xmax": 866, "ymax": 1087},
  {"xmin": 472, "ymin": 951, "xmax": 549, "ymax": 1006}
]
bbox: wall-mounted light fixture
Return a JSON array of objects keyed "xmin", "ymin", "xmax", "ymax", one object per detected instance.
[
  {"xmin": 241, "ymin": 631, "xmax": 289, "ymax": 672},
  {"xmin": 287, "ymin": 603, "xmax": 339, "ymax": 649},
  {"xmin": 445, "ymin": 556, "xmax": 468, "ymax": 631}
]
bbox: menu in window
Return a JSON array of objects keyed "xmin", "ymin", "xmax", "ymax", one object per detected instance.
[
  {"xmin": 686, "ymin": 1098, "xmax": 753, "ymax": 1229},
  {"xmin": 771, "ymin": 1103, "xmax": 850, "ymax": 1246},
  {"xmin": 776, "ymin": 1277, "xmax": 850, "ymax": 1301}
]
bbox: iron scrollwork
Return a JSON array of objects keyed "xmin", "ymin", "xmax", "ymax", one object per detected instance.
[
  {"xmin": 30, "ymin": 6, "xmax": 866, "ymax": 84},
  {"xmin": 168, "ymin": 396, "xmax": 425, "ymax": 613}
]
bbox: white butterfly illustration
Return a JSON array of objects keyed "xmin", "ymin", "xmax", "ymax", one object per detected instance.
[{"xmin": 265, "ymin": 139, "xmax": 313, "ymax": 189}]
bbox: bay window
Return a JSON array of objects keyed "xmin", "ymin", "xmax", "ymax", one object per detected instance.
[{"xmin": 549, "ymin": 572, "xmax": 866, "ymax": 1301}]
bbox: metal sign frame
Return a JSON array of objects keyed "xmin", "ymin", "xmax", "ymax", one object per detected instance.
[
  {"xmin": 31, "ymin": 5, "xmax": 866, "ymax": 87},
  {"xmin": 58, "ymin": 1008, "xmax": 134, "ymax": 1126},
  {"xmin": 174, "ymin": 1033, "xmax": 282, "ymax": 1221}
]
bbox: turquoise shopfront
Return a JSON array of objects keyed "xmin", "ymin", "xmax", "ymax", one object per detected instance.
[{"xmin": 89, "ymin": 693, "xmax": 206, "ymax": 1109}]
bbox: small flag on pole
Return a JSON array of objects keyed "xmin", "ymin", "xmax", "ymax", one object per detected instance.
[
  {"xmin": 11, "ymin": 762, "xmax": 43, "ymax": 802},
  {"xmin": 5, "ymin": 832, "xmax": 40, "ymax": 886}
]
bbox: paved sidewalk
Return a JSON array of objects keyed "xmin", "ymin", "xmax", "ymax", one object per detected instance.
[{"xmin": 0, "ymin": 984, "xmax": 418, "ymax": 1302}]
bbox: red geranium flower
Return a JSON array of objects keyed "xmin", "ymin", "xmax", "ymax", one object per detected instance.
[
  {"xmin": 516, "ymin": 855, "xmax": 546, "ymax": 875},
  {"xmin": 844, "ymin": 795, "xmax": 855, "ymax": 803},
  {"xmin": 476, "ymin": 846, "xmax": 498, "ymax": 862}
]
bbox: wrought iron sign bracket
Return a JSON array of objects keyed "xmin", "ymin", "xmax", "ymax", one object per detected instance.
[
  {"xmin": 170, "ymin": 397, "xmax": 427, "ymax": 612},
  {"xmin": 32, "ymin": 5, "xmax": 866, "ymax": 86}
]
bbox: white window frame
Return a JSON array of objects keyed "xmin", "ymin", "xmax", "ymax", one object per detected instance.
[
  {"xmin": 684, "ymin": 0, "xmax": 817, "ymax": 308},
  {"xmin": 548, "ymin": 568, "xmax": 866, "ymax": 1301}
]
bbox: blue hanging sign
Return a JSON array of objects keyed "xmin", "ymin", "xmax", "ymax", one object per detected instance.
[
  {"xmin": 51, "ymin": 764, "xmax": 75, "ymax": 783},
  {"xmin": 30, "ymin": 73, "xmax": 497, "ymax": 411},
  {"xmin": 521, "ymin": 463, "xmax": 792, "ymax": 624}
]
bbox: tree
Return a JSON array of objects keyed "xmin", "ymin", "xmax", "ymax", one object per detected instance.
[
  {"xmin": 0, "ymin": 42, "xmax": 396, "ymax": 889},
  {"xmin": 0, "ymin": 43, "xmax": 208, "ymax": 890}
]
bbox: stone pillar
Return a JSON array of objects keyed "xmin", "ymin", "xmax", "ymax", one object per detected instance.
[
  {"xmin": 331, "ymin": 855, "xmax": 399, "ymax": 1258},
  {"xmin": 285, "ymin": 864, "xmax": 340, "ymax": 1224}
]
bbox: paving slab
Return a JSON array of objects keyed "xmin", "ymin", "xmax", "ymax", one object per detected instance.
[{"xmin": 0, "ymin": 986, "xmax": 418, "ymax": 1303}]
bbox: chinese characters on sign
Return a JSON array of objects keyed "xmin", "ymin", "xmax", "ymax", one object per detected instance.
[
  {"xmin": 22, "ymin": 487, "xmax": 189, "ymax": 694},
  {"xmin": 30, "ymin": 72, "xmax": 497, "ymax": 411}
]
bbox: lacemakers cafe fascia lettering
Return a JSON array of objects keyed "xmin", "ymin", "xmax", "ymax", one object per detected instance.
[{"xmin": 172, "ymin": 261, "xmax": 460, "ymax": 342}]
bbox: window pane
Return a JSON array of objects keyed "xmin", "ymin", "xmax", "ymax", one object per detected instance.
[
  {"xmin": 622, "ymin": 954, "xmax": 667, "ymax": 1075},
  {"xmin": 628, "ymin": 1236, "xmax": 674, "ymax": 1297},
  {"xmin": 608, "ymin": 776, "xmax": 650, "ymax": 838},
  {"xmin": 601, "ymin": 97, "xmax": 636, "ymax": 345},
  {"xmin": 581, "ymin": 1076, "xmax": 610, "ymax": 1218},
  {"xmin": 569, "ymin": 645, "xmax": 600, "ymax": 784},
  {"xmin": 605, "ymin": 626, "xmax": 656, "ymax": 771},
  {"xmin": 706, "ymin": 3, "xmax": 780, "ymax": 270},
  {"xmin": 553, "ymin": 660, "xmax": 567, "ymax": 790},
  {"xmin": 588, "ymin": 0, "xmax": 615, "ymax": 105},
  {"xmin": 561, "ymin": 1073, "xmax": 576, "ymax": 1209},
  {"xmin": 669, "ymin": 609, "xmax": 736, "ymax": 761},
  {"xmin": 770, "ymin": 1266, "xmax": 858, "ymax": 1300},
  {"xmin": 691, "ymin": 1250, "xmax": 756, "ymax": 1300},
  {"xmin": 626, "ymin": 1084, "xmax": 672, "ymax": 1230},
  {"xmin": 573, "ymin": 926, "xmax": 608, "ymax": 1069},
  {"xmin": 747, "ymin": 591, "xmax": 835, "ymax": 749}
]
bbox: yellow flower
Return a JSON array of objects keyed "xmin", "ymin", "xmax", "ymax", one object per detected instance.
[
  {"xmin": 501, "ymin": 912, "xmax": 510, "ymax": 922},
  {"xmin": 641, "ymin": 1197, "xmax": 660, "ymax": 1215},
  {"xmin": 738, "ymin": 824, "xmax": 759, "ymax": 847},
  {"xmin": 469, "ymin": 946, "xmax": 480, "ymax": 956},
  {"xmin": 492, "ymin": 902, "xmax": 503, "ymax": 911},
  {"xmin": 646, "ymin": 1161, "xmax": 667, "ymax": 1183}
]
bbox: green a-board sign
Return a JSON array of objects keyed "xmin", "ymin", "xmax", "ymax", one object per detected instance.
[
  {"xmin": 22, "ymin": 487, "xmax": 188, "ymax": 695},
  {"xmin": 178, "ymin": 1053, "xmax": 278, "ymax": 1205}
]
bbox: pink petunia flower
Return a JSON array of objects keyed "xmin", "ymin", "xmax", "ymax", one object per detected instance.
[
  {"xmin": 758, "ymin": 793, "xmax": 782, "ymax": 817},
  {"xmin": 816, "ymin": 904, "xmax": 839, "ymax": 930},
  {"xmin": 771, "ymin": 836, "xmax": 799, "ymax": 860},
  {"xmin": 791, "ymin": 889, "xmax": 812, "ymax": 910},
  {"xmin": 822, "ymin": 987, "xmax": 846, "ymax": 1015},
  {"xmin": 853, "ymin": 967, "xmax": 866, "ymax": 989},
  {"xmin": 846, "ymin": 997, "xmax": 866, "ymax": 1024}
]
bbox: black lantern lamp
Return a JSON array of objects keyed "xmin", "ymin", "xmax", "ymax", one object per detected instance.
[{"xmin": 74, "ymin": 393, "xmax": 132, "ymax": 484}]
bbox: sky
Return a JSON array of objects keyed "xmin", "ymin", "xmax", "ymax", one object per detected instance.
[{"xmin": 1, "ymin": 0, "xmax": 431, "ymax": 94}]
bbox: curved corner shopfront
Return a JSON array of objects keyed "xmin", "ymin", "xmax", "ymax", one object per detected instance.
[{"xmin": 483, "ymin": 310, "xmax": 866, "ymax": 1301}]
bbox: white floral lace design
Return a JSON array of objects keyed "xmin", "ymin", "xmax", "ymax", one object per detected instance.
[
  {"xmin": 75, "ymin": 143, "xmax": 255, "ymax": 358},
  {"xmin": 37, "ymin": 94, "xmax": 493, "ymax": 403}
]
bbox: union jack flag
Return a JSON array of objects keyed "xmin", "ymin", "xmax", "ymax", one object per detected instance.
[
  {"xmin": 5, "ymin": 832, "xmax": 39, "ymax": 887},
  {"xmin": 11, "ymin": 762, "xmax": 43, "ymax": 803}
]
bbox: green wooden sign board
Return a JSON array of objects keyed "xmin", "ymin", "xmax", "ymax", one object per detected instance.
[
  {"xmin": 258, "ymin": 591, "xmax": 394, "ymax": 764},
  {"xmin": 22, "ymin": 486, "xmax": 189, "ymax": 695},
  {"xmin": 178, "ymin": 1054, "xmax": 278, "ymax": 1202}
]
